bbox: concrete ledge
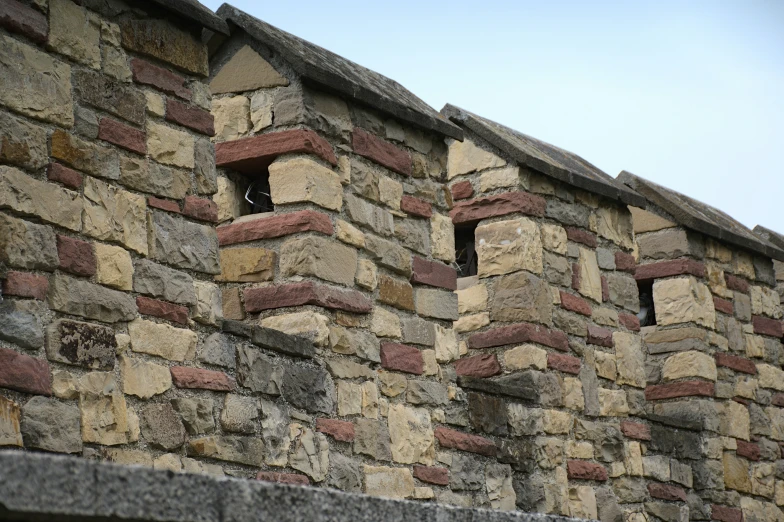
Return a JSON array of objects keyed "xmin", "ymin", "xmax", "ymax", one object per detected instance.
[{"xmin": 0, "ymin": 450, "xmax": 584, "ymax": 522}]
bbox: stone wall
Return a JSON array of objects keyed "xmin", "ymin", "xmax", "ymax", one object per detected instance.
[{"xmin": 2, "ymin": 2, "xmax": 784, "ymax": 522}]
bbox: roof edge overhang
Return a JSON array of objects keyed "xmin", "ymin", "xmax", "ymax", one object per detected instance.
[{"xmin": 147, "ymin": 0, "xmax": 230, "ymax": 35}]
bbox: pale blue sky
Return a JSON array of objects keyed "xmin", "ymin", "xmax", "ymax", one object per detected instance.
[{"xmin": 203, "ymin": 1, "xmax": 784, "ymax": 231}]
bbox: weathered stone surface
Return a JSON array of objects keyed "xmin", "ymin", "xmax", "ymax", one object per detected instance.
[
  {"xmin": 187, "ymin": 435, "xmax": 264, "ymax": 467},
  {"xmin": 468, "ymin": 322, "xmax": 569, "ymax": 351},
  {"xmin": 171, "ymin": 366, "xmax": 235, "ymax": 392},
  {"xmin": 133, "ymin": 259, "xmax": 197, "ymax": 305},
  {"xmin": 364, "ymin": 465, "xmax": 415, "ymax": 499},
  {"xmin": 21, "ymin": 396, "xmax": 81, "ymax": 453},
  {"xmin": 261, "ymin": 311, "xmax": 329, "ymax": 347},
  {"xmin": 455, "ymin": 353, "xmax": 502, "ymax": 378},
  {"xmin": 216, "ymin": 128, "xmax": 337, "ymax": 171},
  {"xmin": 172, "ymin": 397, "xmax": 215, "ymax": 436},
  {"xmin": 0, "ymin": 0, "xmax": 47, "ymax": 44},
  {"xmin": 136, "ymin": 296, "xmax": 189, "ymax": 325},
  {"xmin": 0, "ymin": 396, "xmax": 22, "ymax": 447},
  {"xmin": 415, "ymin": 288, "xmax": 458, "ymax": 320},
  {"xmin": 210, "ymin": 45, "xmax": 288, "ymax": 94},
  {"xmin": 614, "ymin": 332, "xmax": 646, "ymax": 388},
  {"xmin": 0, "ymin": 110, "xmax": 48, "ymax": 172},
  {"xmin": 0, "ymin": 347, "xmax": 50, "ymax": 396},
  {"xmin": 0, "ymin": 213, "xmax": 57, "ymax": 272},
  {"xmin": 352, "ymin": 129, "xmax": 411, "ymax": 176},
  {"xmin": 548, "ymin": 353, "xmax": 581, "ymax": 375},
  {"xmin": 400, "ymin": 195, "xmax": 432, "ymax": 218},
  {"xmin": 0, "ymin": 34, "xmax": 73, "ymax": 126},
  {"xmin": 491, "ymin": 271, "xmax": 552, "ymax": 325},
  {"xmin": 447, "ymin": 138, "xmax": 506, "ymax": 179},
  {"xmin": 131, "ymin": 58, "xmax": 191, "ymax": 99},
  {"xmin": 475, "ymin": 218, "xmax": 542, "ymax": 277},
  {"xmin": 269, "ymin": 156, "xmax": 342, "ymax": 211},
  {"xmin": 752, "ymin": 315, "xmax": 783, "ymax": 337},
  {"xmin": 121, "ymin": 18, "xmax": 207, "ymax": 76},
  {"xmin": 120, "ymin": 356, "xmax": 171, "ymax": 399},
  {"xmin": 48, "ymin": 0, "xmax": 100, "ymax": 67},
  {"xmin": 316, "ymin": 418, "xmax": 355, "ymax": 442},
  {"xmin": 662, "ymin": 351, "xmax": 717, "ymax": 381},
  {"xmin": 148, "ymin": 211, "xmax": 220, "ymax": 274},
  {"xmin": 192, "ymin": 281, "xmax": 222, "ymax": 327},
  {"xmin": 504, "ymin": 344, "xmax": 547, "ymax": 371},
  {"xmin": 128, "ymin": 318, "xmax": 197, "ymax": 363},
  {"xmin": 78, "ymin": 372, "xmax": 138, "ymax": 446},
  {"xmin": 98, "ymin": 118, "xmax": 146, "ymax": 155},
  {"xmin": 0, "ymin": 299, "xmax": 43, "ymax": 350},
  {"xmin": 435, "ymin": 426, "xmax": 496, "ymax": 456},
  {"xmin": 449, "ymin": 453, "xmax": 484, "ymax": 491},
  {"xmin": 467, "ymin": 392, "xmax": 508, "ymax": 436},
  {"xmin": 146, "ymin": 121, "xmax": 194, "ymax": 169},
  {"xmin": 74, "ymin": 69, "xmax": 144, "ymax": 125},
  {"xmin": 653, "ymin": 276, "xmax": 716, "ymax": 328},
  {"xmin": 414, "ymin": 465, "xmax": 449, "ymax": 486},
  {"xmin": 94, "ymin": 243, "xmax": 133, "ymax": 291},
  {"xmin": 247, "ymin": 281, "xmax": 373, "ymax": 315},
  {"xmin": 645, "ymin": 381, "xmax": 715, "ymax": 400},
  {"xmin": 139, "ymin": 403, "xmax": 186, "ymax": 451},
  {"xmin": 388, "ymin": 404, "xmax": 434, "ymax": 464},
  {"xmin": 182, "ymin": 196, "xmax": 218, "ymax": 223},
  {"xmin": 256, "ymin": 472, "xmax": 308, "ymax": 485},
  {"xmin": 219, "ymin": 394, "xmax": 258, "ymax": 434},
  {"xmin": 406, "ymin": 381, "xmax": 448, "ymax": 406},
  {"xmin": 45, "ymin": 319, "xmax": 116, "ymax": 370},
  {"xmin": 598, "ymin": 388, "xmax": 629, "ymax": 416},
  {"xmin": 410, "ymin": 257, "xmax": 456, "ymax": 290},
  {"xmin": 606, "ymin": 272, "xmax": 639, "ymax": 312},
  {"xmin": 380, "ymin": 343, "xmax": 423, "ymax": 375},
  {"xmin": 327, "ymin": 452, "xmax": 362, "ymax": 492},
  {"xmin": 83, "ymin": 177, "xmax": 147, "ymax": 254},
  {"xmin": 356, "ymin": 259, "xmax": 378, "ymax": 290},
  {"xmin": 567, "ymin": 460, "xmax": 608, "ymax": 481},
  {"xmin": 354, "ymin": 418, "xmax": 392, "ymax": 461},
  {"xmin": 635, "ymin": 259, "xmax": 705, "ymax": 280},
  {"xmin": 49, "ymin": 274, "xmax": 136, "ymax": 323},
  {"xmin": 430, "ymin": 212, "xmax": 456, "ymax": 264},
  {"xmin": 280, "ymin": 236, "xmax": 356, "ymax": 286},
  {"xmin": 638, "ymin": 228, "xmax": 703, "ymax": 260},
  {"xmin": 1, "ymin": 166, "xmax": 81, "ymax": 231},
  {"xmin": 281, "ymin": 364, "xmax": 335, "ymax": 414}
]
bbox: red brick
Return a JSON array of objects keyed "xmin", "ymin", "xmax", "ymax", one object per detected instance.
[
  {"xmin": 635, "ymin": 259, "xmax": 705, "ymax": 281},
  {"xmin": 620, "ymin": 421, "xmax": 651, "ymax": 441},
  {"xmin": 243, "ymin": 282, "xmax": 373, "ymax": 314},
  {"xmin": 724, "ymin": 273, "xmax": 749, "ymax": 293},
  {"xmin": 130, "ymin": 58, "xmax": 191, "ymax": 100},
  {"xmin": 772, "ymin": 393, "xmax": 784, "ymax": 407},
  {"xmin": 565, "ymin": 227, "xmax": 597, "ymax": 248},
  {"xmin": 567, "ymin": 460, "xmax": 608, "ymax": 481},
  {"xmin": 713, "ymin": 296, "xmax": 733, "ymax": 315},
  {"xmin": 547, "ymin": 353, "xmax": 581, "ymax": 375},
  {"xmin": 136, "ymin": 296, "xmax": 188, "ymax": 325},
  {"xmin": 182, "ymin": 196, "xmax": 218, "ymax": 223},
  {"xmin": 715, "ymin": 353, "xmax": 757, "ymax": 375},
  {"xmin": 98, "ymin": 118, "xmax": 146, "ymax": 155},
  {"xmin": 752, "ymin": 315, "xmax": 783, "ymax": 338},
  {"xmin": 0, "ymin": 0, "xmax": 47, "ymax": 44},
  {"xmin": 614, "ymin": 251, "xmax": 636, "ymax": 273},
  {"xmin": 434, "ymin": 427, "xmax": 496, "ymax": 457},
  {"xmin": 170, "ymin": 367, "xmax": 235, "ymax": 391},
  {"xmin": 2, "ymin": 271, "xmax": 48, "ymax": 300},
  {"xmin": 352, "ymin": 128, "xmax": 411, "ymax": 176},
  {"xmin": 411, "ymin": 257, "xmax": 457, "ymax": 290},
  {"xmin": 56, "ymin": 235, "xmax": 96, "ymax": 276},
  {"xmin": 450, "ymin": 180, "xmax": 474, "ymax": 200},
  {"xmin": 217, "ymin": 210, "xmax": 333, "ymax": 246},
  {"xmin": 400, "ymin": 195, "xmax": 432, "ymax": 218},
  {"xmin": 379, "ymin": 342, "xmax": 423, "ymax": 375},
  {"xmin": 316, "ymin": 418, "xmax": 355, "ymax": 442},
  {"xmin": 647, "ymin": 482, "xmax": 686, "ymax": 501},
  {"xmin": 619, "ymin": 313, "xmax": 641, "ymax": 331},
  {"xmin": 711, "ymin": 505, "xmax": 742, "ymax": 522},
  {"xmin": 468, "ymin": 322, "xmax": 569, "ymax": 351},
  {"xmin": 216, "ymin": 129, "xmax": 337, "ymax": 173},
  {"xmin": 413, "ymin": 465, "xmax": 449, "ymax": 486},
  {"xmin": 601, "ymin": 276, "xmax": 609, "ymax": 302},
  {"xmin": 587, "ymin": 325, "xmax": 613, "ymax": 347},
  {"xmin": 47, "ymin": 163, "xmax": 82, "ymax": 189},
  {"xmin": 645, "ymin": 381, "xmax": 715, "ymax": 400},
  {"xmin": 571, "ymin": 263, "xmax": 581, "ymax": 291},
  {"xmin": 560, "ymin": 291, "xmax": 592, "ymax": 316},
  {"xmin": 450, "ymin": 191, "xmax": 546, "ymax": 225},
  {"xmin": 148, "ymin": 196, "xmax": 181, "ymax": 213},
  {"xmin": 0, "ymin": 347, "xmax": 50, "ymax": 395},
  {"xmin": 454, "ymin": 353, "xmax": 501, "ymax": 378},
  {"xmin": 166, "ymin": 99, "xmax": 215, "ymax": 136},
  {"xmin": 256, "ymin": 472, "xmax": 310, "ymax": 486},
  {"xmin": 736, "ymin": 439, "xmax": 760, "ymax": 461}
]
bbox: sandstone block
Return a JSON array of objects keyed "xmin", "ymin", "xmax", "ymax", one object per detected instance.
[
  {"xmin": 78, "ymin": 371, "xmax": 138, "ymax": 445},
  {"xmin": 45, "ymin": 319, "xmax": 116, "ymax": 370},
  {"xmin": 133, "ymin": 259, "xmax": 197, "ymax": 305},
  {"xmin": 415, "ymin": 288, "xmax": 459, "ymax": 320},
  {"xmin": 219, "ymin": 394, "xmax": 258, "ymax": 434},
  {"xmin": 638, "ymin": 228, "xmax": 703, "ymax": 260},
  {"xmin": 400, "ymin": 195, "xmax": 432, "ymax": 218},
  {"xmin": 378, "ymin": 275, "xmax": 415, "ymax": 311},
  {"xmin": 598, "ymin": 388, "xmax": 629, "ymax": 416},
  {"xmin": 447, "ymin": 138, "xmax": 506, "ymax": 179},
  {"xmin": 491, "ymin": 271, "xmax": 552, "ymax": 324},
  {"xmin": 139, "ymin": 402, "xmax": 186, "ymax": 451},
  {"xmin": 192, "ymin": 281, "xmax": 222, "ymax": 326},
  {"xmin": 210, "ymin": 45, "xmax": 288, "ymax": 94},
  {"xmin": 148, "ymin": 210, "xmax": 220, "ymax": 274},
  {"xmin": 269, "ymin": 156, "xmax": 342, "ymax": 211},
  {"xmin": 128, "ymin": 318, "xmax": 197, "ymax": 362},
  {"xmin": 352, "ymin": 129, "xmax": 411, "ymax": 176},
  {"xmin": 456, "ymin": 281, "xmax": 488, "ymax": 314},
  {"xmin": 434, "ymin": 426, "xmax": 495, "ymax": 456},
  {"xmin": 172, "ymin": 398, "xmax": 215, "ymax": 435},
  {"xmin": 0, "ymin": 347, "xmax": 50, "ymax": 395},
  {"xmin": 0, "ymin": 110, "xmax": 48, "ymax": 171},
  {"xmin": 411, "ymin": 257, "xmax": 456, "ymax": 290},
  {"xmin": 51, "ymin": 130, "xmax": 120, "ymax": 180},
  {"xmin": 288, "ymin": 424, "xmax": 329, "ymax": 482},
  {"xmin": 0, "ymin": 396, "xmax": 22, "ymax": 447},
  {"xmin": 662, "ymin": 351, "xmax": 717, "ymax": 381},
  {"xmin": 121, "ymin": 18, "xmax": 207, "ymax": 75},
  {"xmin": 261, "ymin": 311, "xmax": 329, "ymax": 346},
  {"xmin": 430, "ymin": 212, "xmax": 456, "ymax": 264},
  {"xmin": 0, "ymin": 213, "xmax": 58, "ymax": 272},
  {"xmin": 94, "ymin": 243, "xmax": 133, "ymax": 291},
  {"xmin": 476, "ymin": 217, "xmax": 542, "ymax": 277},
  {"xmin": 614, "ymin": 332, "xmax": 646, "ymax": 388},
  {"xmin": 171, "ymin": 366, "xmax": 235, "ymax": 392},
  {"xmin": 0, "ymin": 0, "xmax": 47, "ymax": 43},
  {"xmin": 120, "ymin": 356, "xmax": 171, "ymax": 399},
  {"xmin": 344, "ymin": 194, "xmax": 394, "ymax": 236},
  {"xmin": 504, "ymin": 344, "xmax": 547, "ymax": 371},
  {"xmin": 147, "ymin": 121, "xmax": 194, "ymax": 168},
  {"xmin": 21, "ymin": 396, "xmax": 82, "ymax": 453},
  {"xmin": 137, "ymin": 296, "xmax": 189, "ymax": 325},
  {"xmin": 454, "ymin": 353, "xmax": 502, "ymax": 378},
  {"xmin": 316, "ymin": 418, "xmax": 355, "ymax": 442},
  {"xmin": 280, "ymin": 236, "xmax": 357, "ymax": 286},
  {"xmin": 49, "ymin": 274, "xmax": 136, "ymax": 323},
  {"xmin": 74, "ymin": 69, "xmax": 144, "ymax": 125},
  {"xmin": 0, "ymin": 166, "xmax": 81, "ymax": 231},
  {"xmin": 653, "ymin": 276, "xmax": 716, "ymax": 328},
  {"xmin": 187, "ymin": 435, "xmax": 264, "ymax": 467},
  {"xmin": 380, "ymin": 342, "xmax": 423, "ymax": 375},
  {"xmin": 370, "ymin": 307, "xmax": 401, "ymax": 338},
  {"xmin": 364, "ymin": 465, "xmax": 414, "ymax": 499},
  {"xmin": 83, "ymin": 177, "xmax": 147, "ymax": 254},
  {"xmin": 388, "ymin": 403, "xmax": 434, "ymax": 464},
  {"xmin": 245, "ymin": 282, "xmax": 372, "ymax": 314},
  {"xmin": 2, "ymin": 271, "xmax": 48, "ymax": 301}
]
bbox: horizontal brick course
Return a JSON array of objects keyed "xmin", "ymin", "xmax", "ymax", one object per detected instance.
[
  {"xmin": 243, "ymin": 282, "xmax": 373, "ymax": 314},
  {"xmin": 454, "ymin": 353, "xmax": 501, "ymax": 378},
  {"xmin": 547, "ymin": 353, "xmax": 581, "ymax": 375},
  {"xmin": 316, "ymin": 418, "xmax": 354, "ymax": 442},
  {"xmin": 183, "ymin": 196, "xmax": 218, "ymax": 223},
  {"xmin": 98, "ymin": 118, "xmax": 146, "ymax": 155},
  {"xmin": 713, "ymin": 296, "xmax": 733, "ymax": 315},
  {"xmin": 644, "ymin": 380, "xmax": 715, "ymax": 400},
  {"xmin": 614, "ymin": 251, "xmax": 636, "ymax": 273},
  {"xmin": 0, "ymin": 347, "xmax": 51, "ymax": 396},
  {"xmin": 165, "ymin": 99, "xmax": 215, "ymax": 136},
  {"xmin": 752, "ymin": 315, "xmax": 783, "ymax": 337},
  {"xmin": 620, "ymin": 421, "xmax": 651, "ymax": 441},
  {"xmin": 56, "ymin": 235, "xmax": 96, "ymax": 277},
  {"xmin": 130, "ymin": 58, "xmax": 191, "ymax": 100},
  {"xmin": 216, "ymin": 129, "xmax": 337, "ymax": 173},
  {"xmin": 450, "ymin": 180, "xmax": 473, "ymax": 200},
  {"xmin": 618, "ymin": 313, "xmax": 640, "ymax": 331},
  {"xmin": 217, "ymin": 210, "xmax": 333, "ymax": 246},
  {"xmin": 170, "ymin": 367, "xmax": 235, "ymax": 391},
  {"xmin": 647, "ymin": 482, "xmax": 686, "ymax": 502},
  {"xmin": 715, "ymin": 353, "xmax": 757, "ymax": 375},
  {"xmin": 566, "ymin": 460, "xmax": 608, "ymax": 481},
  {"xmin": 724, "ymin": 273, "xmax": 749, "ymax": 293},
  {"xmin": 413, "ymin": 465, "xmax": 449, "ymax": 486},
  {"xmin": 565, "ymin": 227, "xmax": 596, "ymax": 248},
  {"xmin": 468, "ymin": 322, "xmax": 569, "ymax": 351},
  {"xmin": 379, "ymin": 342, "xmax": 423, "ymax": 375},
  {"xmin": 634, "ymin": 258, "xmax": 705, "ymax": 281},
  {"xmin": 434, "ymin": 427, "xmax": 495, "ymax": 456},
  {"xmin": 711, "ymin": 505, "xmax": 742, "ymax": 522},
  {"xmin": 136, "ymin": 296, "xmax": 189, "ymax": 325},
  {"xmin": 410, "ymin": 257, "xmax": 457, "ymax": 290},
  {"xmin": 587, "ymin": 325, "xmax": 613, "ymax": 347},
  {"xmin": 352, "ymin": 128, "xmax": 411, "ymax": 176},
  {"xmin": 47, "ymin": 163, "xmax": 82, "ymax": 189},
  {"xmin": 2, "ymin": 271, "xmax": 48, "ymax": 300},
  {"xmin": 0, "ymin": 0, "xmax": 47, "ymax": 44},
  {"xmin": 450, "ymin": 191, "xmax": 546, "ymax": 225},
  {"xmin": 736, "ymin": 439, "xmax": 760, "ymax": 461},
  {"xmin": 147, "ymin": 197, "xmax": 181, "ymax": 213},
  {"xmin": 559, "ymin": 291, "xmax": 591, "ymax": 316},
  {"xmin": 399, "ymin": 195, "xmax": 432, "ymax": 218}
]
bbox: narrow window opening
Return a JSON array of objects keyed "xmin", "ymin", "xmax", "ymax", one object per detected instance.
[
  {"xmin": 637, "ymin": 280, "xmax": 657, "ymax": 326},
  {"xmin": 241, "ymin": 167, "xmax": 274, "ymax": 215},
  {"xmin": 455, "ymin": 225, "xmax": 478, "ymax": 278}
]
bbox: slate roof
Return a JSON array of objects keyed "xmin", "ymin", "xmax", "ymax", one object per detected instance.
[
  {"xmin": 619, "ymin": 171, "xmax": 784, "ymax": 261},
  {"xmin": 217, "ymin": 4, "xmax": 463, "ymax": 140},
  {"xmin": 441, "ymin": 104, "xmax": 645, "ymax": 207},
  {"xmin": 149, "ymin": 0, "xmax": 229, "ymax": 35}
]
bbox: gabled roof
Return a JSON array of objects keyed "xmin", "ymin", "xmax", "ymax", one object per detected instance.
[
  {"xmin": 619, "ymin": 171, "xmax": 784, "ymax": 261},
  {"xmin": 217, "ymin": 4, "xmax": 463, "ymax": 141},
  {"xmin": 441, "ymin": 104, "xmax": 646, "ymax": 208},
  {"xmin": 148, "ymin": 0, "xmax": 229, "ymax": 35}
]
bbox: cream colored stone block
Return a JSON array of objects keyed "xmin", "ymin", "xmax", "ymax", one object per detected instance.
[
  {"xmin": 356, "ymin": 259, "xmax": 378, "ymax": 290},
  {"xmin": 83, "ymin": 177, "xmax": 147, "ymax": 254},
  {"xmin": 479, "ymin": 166, "xmax": 519, "ymax": 192},
  {"xmin": 456, "ymin": 283, "xmax": 488, "ymax": 314},
  {"xmin": 431, "ymin": 213, "xmax": 455, "ymax": 263},
  {"xmin": 598, "ymin": 388, "xmax": 629, "ymax": 416},
  {"xmin": 370, "ymin": 307, "xmax": 401, "ymax": 338},
  {"xmin": 261, "ymin": 311, "xmax": 330, "ymax": 346},
  {"xmin": 476, "ymin": 217, "xmax": 542, "ymax": 277},
  {"xmin": 95, "ymin": 243, "xmax": 133, "ymax": 291},
  {"xmin": 79, "ymin": 372, "xmax": 138, "ymax": 445},
  {"xmin": 269, "ymin": 157, "xmax": 342, "ymax": 211},
  {"xmin": 120, "ymin": 356, "xmax": 171, "ymax": 399},
  {"xmin": 435, "ymin": 324, "xmax": 459, "ymax": 363},
  {"xmin": 128, "ymin": 319, "xmax": 197, "ymax": 362},
  {"xmin": 596, "ymin": 205, "xmax": 633, "ymax": 249},
  {"xmin": 594, "ymin": 351, "xmax": 617, "ymax": 381},
  {"xmin": 629, "ymin": 206, "xmax": 676, "ymax": 233},
  {"xmin": 250, "ymin": 91, "xmax": 272, "ymax": 132},
  {"xmin": 337, "ymin": 381, "xmax": 362, "ymax": 416},
  {"xmin": 379, "ymin": 176, "xmax": 402, "ymax": 210},
  {"xmin": 504, "ymin": 344, "xmax": 547, "ymax": 371},
  {"xmin": 662, "ymin": 351, "xmax": 717, "ymax": 381},
  {"xmin": 48, "ymin": 0, "xmax": 100, "ymax": 68},
  {"xmin": 388, "ymin": 404, "xmax": 434, "ymax": 465},
  {"xmin": 625, "ymin": 441, "xmax": 643, "ymax": 476},
  {"xmin": 0, "ymin": 166, "xmax": 81, "ymax": 231},
  {"xmin": 540, "ymin": 223, "xmax": 567, "ymax": 254},
  {"xmin": 145, "ymin": 91, "xmax": 165, "ymax": 117},
  {"xmin": 578, "ymin": 247, "xmax": 602, "ymax": 303},
  {"xmin": 542, "ymin": 410, "xmax": 572, "ymax": 434},
  {"xmin": 453, "ymin": 312, "xmax": 489, "ymax": 333},
  {"xmin": 758, "ymin": 364, "xmax": 784, "ymax": 391},
  {"xmin": 364, "ymin": 465, "xmax": 415, "ymax": 499},
  {"xmin": 653, "ymin": 276, "xmax": 716, "ymax": 328},
  {"xmin": 361, "ymin": 381, "xmax": 379, "ymax": 419},
  {"xmin": 722, "ymin": 400, "xmax": 750, "ymax": 441},
  {"xmin": 614, "ymin": 332, "xmax": 645, "ymax": 388},
  {"xmin": 209, "ymin": 45, "xmax": 289, "ymax": 94},
  {"xmin": 563, "ymin": 377, "xmax": 585, "ymax": 411},
  {"xmin": 447, "ymin": 138, "xmax": 506, "ymax": 179},
  {"xmin": 336, "ymin": 219, "xmax": 365, "ymax": 248},
  {"xmin": 147, "ymin": 122, "xmax": 195, "ymax": 168},
  {"xmin": 211, "ymin": 96, "xmax": 250, "ymax": 141},
  {"xmin": 751, "ymin": 285, "xmax": 782, "ymax": 318},
  {"xmin": 568, "ymin": 486, "xmax": 597, "ymax": 520}
]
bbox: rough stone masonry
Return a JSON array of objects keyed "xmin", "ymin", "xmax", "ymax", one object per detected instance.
[{"xmin": 1, "ymin": 1, "xmax": 784, "ymax": 522}]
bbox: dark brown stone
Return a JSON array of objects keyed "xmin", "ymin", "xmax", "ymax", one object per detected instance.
[
  {"xmin": 547, "ymin": 353, "xmax": 581, "ymax": 375},
  {"xmin": 753, "ymin": 315, "xmax": 783, "ymax": 337},
  {"xmin": 587, "ymin": 325, "xmax": 613, "ymax": 347},
  {"xmin": 56, "ymin": 235, "xmax": 95, "ymax": 276},
  {"xmin": 0, "ymin": 0, "xmax": 47, "ymax": 43},
  {"xmin": 222, "ymin": 287, "xmax": 245, "ymax": 321},
  {"xmin": 147, "ymin": 196, "xmax": 181, "ymax": 213},
  {"xmin": 243, "ymin": 282, "xmax": 373, "ymax": 314},
  {"xmin": 619, "ymin": 313, "xmax": 640, "ymax": 332},
  {"xmin": 410, "ymin": 257, "xmax": 457, "ymax": 290},
  {"xmin": 120, "ymin": 18, "xmax": 208, "ymax": 76},
  {"xmin": 644, "ymin": 381, "xmax": 715, "ymax": 400},
  {"xmin": 620, "ymin": 421, "xmax": 651, "ymax": 441},
  {"xmin": 378, "ymin": 275, "xmax": 414, "ymax": 311},
  {"xmin": 2, "ymin": 271, "xmax": 47, "ymax": 300},
  {"xmin": 454, "ymin": 353, "xmax": 501, "ymax": 378},
  {"xmin": 352, "ymin": 128, "xmax": 411, "ymax": 176},
  {"xmin": 216, "ymin": 129, "xmax": 337, "ymax": 174},
  {"xmin": 614, "ymin": 251, "xmax": 636, "ymax": 273},
  {"xmin": 98, "ymin": 118, "xmax": 146, "ymax": 155},
  {"xmin": 434, "ymin": 426, "xmax": 495, "ymax": 456},
  {"xmin": 450, "ymin": 191, "xmax": 546, "ymax": 225},
  {"xmin": 136, "ymin": 296, "xmax": 189, "ymax": 325},
  {"xmin": 413, "ymin": 465, "xmax": 449, "ymax": 486},
  {"xmin": 130, "ymin": 58, "xmax": 191, "ymax": 100},
  {"xmin": 711, "ymin": 505, "xmax": 742, "ymax": 522},
  {"xmin": 571, "ymin": 263, "xmax": 581, "ymax": 291},
  {"xmin": 47, "ymin": 163, "xmax": 82, "ymax": 189},
  {"xmin": 379, "ymin": 342, "xmax": 423, "ymax": 375},
  {"xmin": 316, "ymin": 418, "xmax": 355, "ymax": 442},
  {"xmin": 772, "ymin": 393, "xmax": 784, "ymax": 407},
  {"xmin": 647, "ymin": 482, "xmax": 687, "ymax": 501},
  {"xmin": 450, "ymin": 180, "xmax": 474, "ymax": 200},
  {"xmin": 468, "ymin": 392, "xmax": 507, "ymax": 435},
  {"xmin": 165, "ymin": 99, "xmax": 215, "ymax": 136},
  {"xmin": 724, "ymin": 273, "xmax": 749, "ymax": 293},
  {"xmin": 400, "ymin": 195, "xmax": 432, "ymax": 218},
  {"xmin": 567, "ymin": 460, "xmax": 608, "ymax": 481},
  {"xmin": 565, "ymin": 227, "xmax": 597, "ymax": 248},
  {"xmin": 0, "ymin": 347, "xmax": 50, "ymax": 395},
  {"xmin": 713, "ymin": 296, "xmax": 733, "ymax": 315},
  {"xmin": 182, "ymin": 196, "xmax": 218, "ymax": 223},
  {"xmin": 715, "ymin": 353, "xmax": 756, "ymax": 375},
  {"xmin": 217, "ymin": 210, "xmax": 334, "ymax": 246},
  {"xmin": 170, "ymin": 366, "xmax": 235, "ymax": 391},
  {"xmin": 468, "ymin": 322, "xmax": 569, "ymax": 351},
  {"xmin": 634, "ymin": 259, "xmax": 705, "ymax": 281},
  {"xmin": 256, "ymin": 472, "xmax": 310, "ymax": 486},
  {"xmin": 559, "ymin": 291, "xmax": 592, "ymax": 316},
  {"xmin": 736, "ymin": 440, "xmax": 760, "ymax": 461}
]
